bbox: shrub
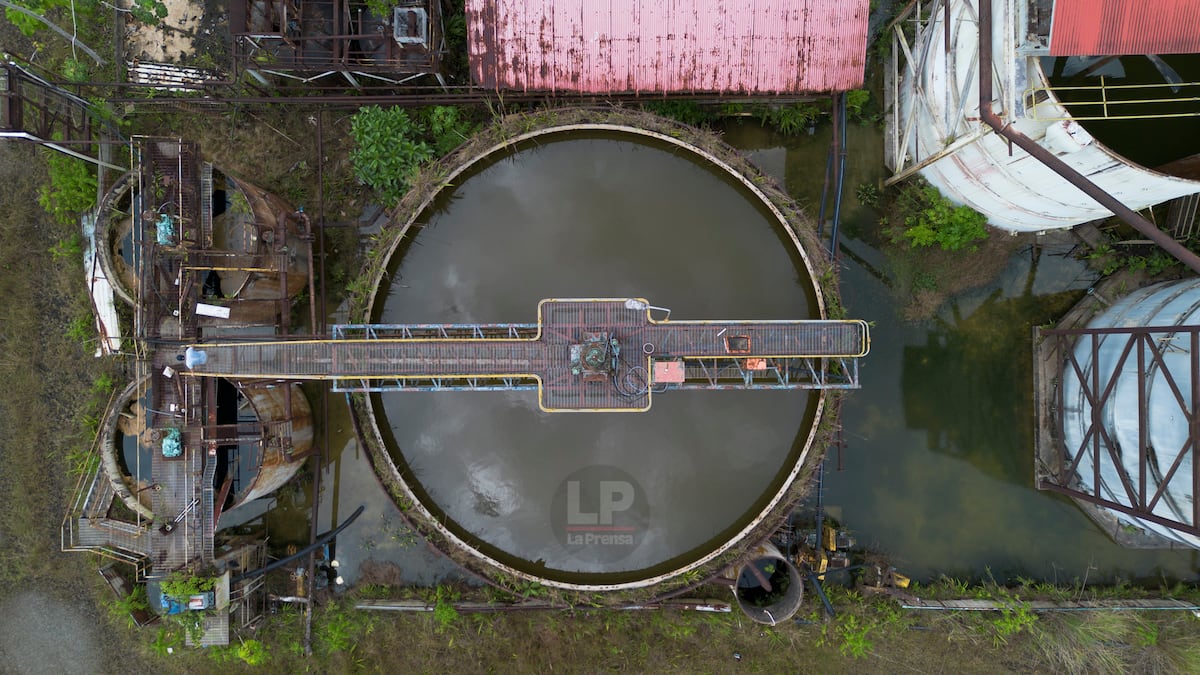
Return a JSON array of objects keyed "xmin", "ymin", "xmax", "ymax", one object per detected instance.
[
  {"xmin": 349, "ymin": 106, "xmax": 434, "ymax": 207},
  {"xmin": 758, "ymin": 103, "xmax": 822, "ymax": 136},
  {"xmin": 236, "ymin": 638, "xmax": 269, "ymax": 666},
  {"xmin": 62, "ymin": 58, "xmax": 90, "ymax": 83},
  {"xmin": 845, "ymin": 89, "xmax": 871, "ymax": 120},
  {"xmin": 421, "ymin": 105, "xmax": 476, "ymax": 155},
  {"xmin": 160, "ymin": 570, "xmax": 217, "ymax": 599},
  {"xmin": 128, "ymin": 0, "xmax": 169, "ymax": 24},
  {"xmin": 39, "ymin": 146, "xmax": 98, "ymax": 225},
  {"xmin": 642, "ymin": 101, "xmax": 716, "ymax": 128},
  {"xmin": 898, "ymin": 184, "xmax": 989, "ymax": 251}
]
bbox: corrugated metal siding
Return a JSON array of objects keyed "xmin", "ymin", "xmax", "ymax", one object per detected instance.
[
  {"xmin": 1050, "ymin": 0, "xmax": 1200, "ymax": 56},
  {"xmin": 467, "ymin": 0, "xmax": 869, "ymax": 94}
]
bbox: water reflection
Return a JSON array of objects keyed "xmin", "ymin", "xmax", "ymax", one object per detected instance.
[
  {"xmin": 728, "ymin": 118, "xmax": 1196, "ymax": 581},
  {"xmin": 374, "ymin": 133, "xmax": 821, "ymax": 582}
]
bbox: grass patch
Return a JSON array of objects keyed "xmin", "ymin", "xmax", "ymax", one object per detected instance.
[{"xmin": 871, "ymin": 177, "xmax": 1021, "ymax": 321}]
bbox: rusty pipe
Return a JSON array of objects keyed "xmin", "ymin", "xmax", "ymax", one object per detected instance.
[
  {"xmin": 289, "ymin": 209, "xmax": 320, "ymax": 333},
  {"xmin": 976, "ymin": 0, "xmax": 1200, "ymax": 275}
]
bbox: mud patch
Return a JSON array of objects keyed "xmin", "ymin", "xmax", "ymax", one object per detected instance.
[
  {"xmin": 0, "ymin": 590, "xmax": 103, "ymax": 674},
  {"xmin": 123, "ymin": 0, "xmax": 205, "ymax": 61},
  {"xmin": 357, "ymin": 559, "xmax": 406, "ymax": 587}
]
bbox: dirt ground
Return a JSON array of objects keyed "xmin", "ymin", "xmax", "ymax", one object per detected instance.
[{"xmin": 0, "ymin": 589, "xmax": 104, "ymax": 674}]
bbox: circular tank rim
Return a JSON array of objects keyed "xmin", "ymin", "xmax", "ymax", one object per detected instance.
[
  {"xmin": 94, "ymin": 169, "xmax": 307, "ymax": 307},
  {"xmin": 100, "ymin": 374, "xmax": 156, "ymax": 520},
  {"xmin": 349, "ymin": 109, "xmax": 841, "ymax": 593}
]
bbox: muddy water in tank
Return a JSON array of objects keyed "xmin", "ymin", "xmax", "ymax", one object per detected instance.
[{"xmin": 375, "ymin": 132, "xmax": 821, "ymax": 581}]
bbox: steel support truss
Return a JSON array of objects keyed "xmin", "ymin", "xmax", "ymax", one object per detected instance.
[
  {"xmin": 1037, "ymin": 324, "xmax": 1200, "ymax": 539},
  {"xmin": 328, "ymin": 323, "xmax": 861, "ymax": 394}
]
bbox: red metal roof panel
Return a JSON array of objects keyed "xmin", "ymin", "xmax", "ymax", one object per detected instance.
[
  {"xmin": 466, "ymin": 0, "xmax": 869, "ymax": 94},
  {"xmin": 1050, "ymin": 0, "xmax": 1200, "ymax": 56}
]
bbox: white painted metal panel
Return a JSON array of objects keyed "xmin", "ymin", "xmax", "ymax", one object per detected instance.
[
  {"xmin": 892, "ymin": 0, "xmax": 1200, "ymax": 232},
  {"xmin": 196, "ymin": 303, "xmax": 231, "ymax": 319},
  {"xmin": 1060, "ymin": 280, "xmax": 1200, "ymax": 549}
]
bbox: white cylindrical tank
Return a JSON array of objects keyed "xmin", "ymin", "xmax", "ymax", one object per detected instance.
[
  {"xmin": 1060, "ymin": 279, "xmax": 1200, "ymax": 548},
  {"xmin": 890, "ymin": 0, "xmax": 1200, "ymax": 231}
]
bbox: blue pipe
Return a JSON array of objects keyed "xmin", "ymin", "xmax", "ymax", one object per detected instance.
[{"xmin": 829, "ymin": 92, "xmax": 848, "ymax": 259}]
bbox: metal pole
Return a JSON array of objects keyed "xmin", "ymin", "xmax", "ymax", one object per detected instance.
[{"xmin": 829, "ymin": 92, "xmax": 848, "ymax": 260}]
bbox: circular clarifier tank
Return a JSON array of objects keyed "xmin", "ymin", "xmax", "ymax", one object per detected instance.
[{"xmin": 360, "ymin": 119, "xmax": 835, "ymax": 591}]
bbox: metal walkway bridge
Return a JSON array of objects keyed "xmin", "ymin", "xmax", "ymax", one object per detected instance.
[{"xmin": 186, "ymin": 298, "xmax": 870, "ymax": 412}]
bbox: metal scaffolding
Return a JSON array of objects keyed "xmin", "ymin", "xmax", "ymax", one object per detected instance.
[{"xmin": 1036, "ymin": 324, "xmax": 1200, "ymax": 539}]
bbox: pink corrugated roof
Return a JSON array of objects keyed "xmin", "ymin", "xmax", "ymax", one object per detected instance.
[
  {"xmin": 1050, "ymin": 0, "xmax": 1200, "ymax": 56},
  {"xmin": 466, "ymin": 0, "xmax": 869, "ymax": 94}
]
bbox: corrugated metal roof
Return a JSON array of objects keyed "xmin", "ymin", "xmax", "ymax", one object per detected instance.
[
  {"xmin": 1050, "ymin": 0, "xmax": 1200, "ymax": 56},
  {"xmin": 466, "ymin": 0, "xmax": 869, "ymax": 94}
]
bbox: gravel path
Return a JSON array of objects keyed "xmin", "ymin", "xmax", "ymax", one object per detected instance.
[{"xmin": 0, "ymin": 590, "xmax": 104, "ymax": 675}]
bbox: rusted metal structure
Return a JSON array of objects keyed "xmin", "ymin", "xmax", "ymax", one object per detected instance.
[
  {"xmin": 1, "ymin": 60, "xmax": 124, "ymax": 169},
  {"xmin": 229, "ymin": 0, "xmax": 444, "ymax": 88},
  {"xmin": 128, "ymin": 139, "xmax": 316, "ymax": 341},
  {"xmin": 1036, "ymin": 279, "xmax": 1200, "ymax": 549},
  {"xmin": 466, "ymin": 0, "xmax": 869, "ymax": 94},
  {"xmin": 1048, "ymin": 0, "xmax": 1200, "ymax": 56},
  {"xmin": 184, "ymin": 299, "xmax": 869, "ymax": 412},
  {"xmin": 62, "ymin": 139, "xmax": 318, "ymax": 647}
]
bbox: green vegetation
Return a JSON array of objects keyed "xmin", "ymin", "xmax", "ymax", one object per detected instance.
[
  {"xmin": 350, "ymin": 106, "xmax": 434, "ymax": 206},
  {"xmin": 61, "ymin": 57, "xmax": 91, "ymax": 84},
  {"xmin": 49, "ymin": 234, "xmax": 84, "ymax": 262},
  {"xmin": 5, "ymin": 0, "xmax": 165, "ymax": 34},
  {"xmin": 845, "ymin": 89, "xmax": 871, "ymax": 121},
  {"xmin": 420, "ymin": 105, "xmax": 478, "ymax": 155},
  {"xmin": 759, "ymin": 103, "xmax": 822, "ymax": 136},
  {"xmin": 313, "ymin": 600, "xmax": 375, "ymax": 656},
  {"xmin": 641, "ymin": 100, "xmax": 822, "ymax": 136},
  {"xmin": 159, "ymin": 579, "xmax": 1197, "ymax": 673},
  {"xmin": 865, "ymin": 176, "xmax": 1026, "ymax": 320},
  {"xmin": 160, "ymin": 570, "xmax": 217, "ymax": 599},
  {"xmin": 642, "ymin": 100, "xmax": 717, "ymax": 128},
  {"xmin": 433, "ymin": 585, "xmax": 460, "ymax": 633},
  {"xmin": 151, "ymin": 627, "xmax": 183, "ymax": 657},
  {"xmin": 2, "ymin": 53, "xmax": 1197, "ymax": 669},
  {"xmin": 441, "ymin": 0, "xmax": 470, "ymax": 82},
  {"xmin": 39, "ymin": 145, "xmax": 98, "ymax": 226},
  {"xmin": 893, "ymin": 182, "xmax": 990, "ymax": 252},
  {"xmin": 1085, "ymin": 243, "xmax": 1179, "ymax": 277},
  {"xmin": 349, "ymin": 105, "xmax": 482, "ymax": 207},
  {"xmin": 0, "ymin": 142, "xmax": 150, "ymax": 670},
  {"xmin": 125, "ymin": 0, "xmax": 169, "ymax": 25},
  {"xmin": 208, "ymin": 638, "xmax": 270, "ymax": 666},
  {"xmin": 106, "ymin": 585, "xmax": 149, "ymax": 629}
]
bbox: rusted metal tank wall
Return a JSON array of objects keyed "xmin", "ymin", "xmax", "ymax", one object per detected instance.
[
  {"xmin": 229, "ymin": 382, "xmax": 311, "ymax": 508},
  {"xmin": 226, "ymin": 177, "xmax": 310, "ymax": 300},
  {"xmin": 95, "ymin": 170, "xmax": 310, "ymax": 307},
  {"xmin": 99, "ymin": 376, "xmax": 156, "ymax": 520}
]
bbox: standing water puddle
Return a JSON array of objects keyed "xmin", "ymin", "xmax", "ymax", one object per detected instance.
[{"xmin": 725, "ymin": 119, "xmax": 1197, "ymax": 582}]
